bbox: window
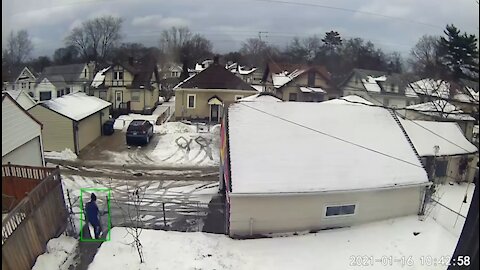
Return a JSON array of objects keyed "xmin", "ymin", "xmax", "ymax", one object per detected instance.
[
  {"xmin": 28, "ymin": 82, "xmax": 31, "ymax": 89},
  {"xmin": 391, "ymin": 83, "xmax": 396, "ymax": 92},
  {"xmin": 84, "ymin": 69, "xmax": 87, "ymax": 78},
  {"xmin": 40, "ymin": 92, "xmax": 52, "ymax": 101},
  {"xmin": 289, "ymin": 93, "xmax": 297, "ymax": 101},
  {"xmin": 114, "ymin": 71, "xmax": 124, "ymax": 80},
  {"xmin": 57, "ymin": 89, "xmax": 65, "ymax": 97},
  {"xmin": 12, "ymin": 85, "xmax": 15, "ymax": 90},
  {"xmin": 21, "ymin": 82, "xmax": 26, "ymax": 89},
  {"xmin": 99, "ymin": 91, "xmax": 107, "ymax": 100},
  {"xmin": 325, "ymin": 204, "xmax": 356, "ymax": 217},
  {"xmin": 435, "ymin": 160, "xmax": 448, "ymax": 177},
  {"xmin": 235, "ymin": 95, "xmax": 244, "ymax": 101},
  {"xmin": 66, "ymin": 88, "xmax": 71, "ymax": 94},
  {"xmin": 307, "ymin": 71, "xmax": 315, "ymax": 87},
  {"xmin": 187, "ymin": 94, "xmax": 196, "ymax": 109},
  {"xmin": 131, "ymin": 90, "xmax": 140, "ymax": 102}
]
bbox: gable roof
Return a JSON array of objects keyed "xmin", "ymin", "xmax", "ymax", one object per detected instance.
[
  {"xmin": 400, "ymin": 119, "xmax": 478, "ymax": 156},
  {"xmin": 2, "ymin": 89, "xmax": 37, "ymax": 109},
  {"xmin": 41, "ymin": 63, "xmax": 89, "ymax": 84},
  {"xmin": 176, "ymin": 63, "xmax": 256, "ymax": 91},
  {"xmin": 2, "ymin": 93, "xmax": 43, "ymax": 127},
  {"xmin": 345, "ymin": 68, "xmax": 418, "ymax": 96},
  {"xmin": 265, "ymin": 62, "xmax": 331, "ymax": 89},
  {"xmin": 227, "ymin": 100, "xmax": 429, "ymax": 194},
  {"xmin": 237, "ymin": 92, "xmax": 283, "ymax": 102},
  {"xmin": 38, "ymin": 92, "xmax": 111, "ymax": 121}
]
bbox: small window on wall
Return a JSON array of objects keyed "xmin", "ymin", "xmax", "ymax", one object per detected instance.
[
  {"xmin": 187, "ymin": 94, "xmax": 196, "ymax": 108},
  {"xmin": 235, "ymin": 95, "xmax": 244, "ymax": 101},
  {"xmin": 435, "ymin": 160, "xmax": 448, "ymax": 177},
  {"xmin": 21, "ymin": 82, "xmax": 26, "ymax": 89},
  {"xmin": 66, "ymin": 88, "xmax": 71, "ymax": 94},
  {"xmin": 39, "ymin": 92, "xmax": 52, "ymax": 101},
  {"xmin": 289, "ymin": 93, "xmax": 297, "ymax": 101},
  {"xmin": 114, "ymin": 71, "xmax": 124, "ymax": 80},
  {"xmin": 325, "ymin": 204, "xmax": 356, "ymax": 217},
  {"xmin": 131, "ymin": 91, "xmax": 140, "ymax": 102}
]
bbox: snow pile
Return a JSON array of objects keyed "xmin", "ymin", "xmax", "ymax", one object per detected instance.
[
  {"xmin": 31, "ymin": 235, "xmax": 78, "ymax": 270},
  {"xmin": 89, "ymin": 215, "xmax": 458, "ymax": 270},
  {"xmin": 155, "ymin": 122, "xmax": 197, "ymax": 134},
  {"xmin": 44, "ymin": 148, "xmax": 78, "ymax": 160},
  {"xmin": 114, "ymin": 114, "xmax": 159, "ymax": 130},
  {"xmin": 42, "ymin": 92, "xmax": 111, "ymax": 121},
  {"xmin": 211, "ymin": 124, "xmax": 221, "ymax": 135}
]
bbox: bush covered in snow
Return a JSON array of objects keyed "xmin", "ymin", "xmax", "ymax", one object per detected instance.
[
  {"xmin": 154, "ymin": 122, "xmax": 197, "ymax": 134},
  {"xmin": 31, "ymin": 235, "xmax": 78, "ymax": 270}
]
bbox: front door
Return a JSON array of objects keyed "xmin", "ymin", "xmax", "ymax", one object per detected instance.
[
  {"xmin": 210, "ymin": 104, "xmax": 219, "ymax": 122},
  {"xmin": 115, "ymin": 91, "xmax": 123, "ymax": 108}
]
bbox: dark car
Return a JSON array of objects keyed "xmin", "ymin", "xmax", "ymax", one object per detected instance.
[
  {"xmin": 126, "ymin": 120, "xmax": 154, "ymax": 145},
  {"xmin": 103, "ymin": 119, "xmax": 115, "ymax": 136}
]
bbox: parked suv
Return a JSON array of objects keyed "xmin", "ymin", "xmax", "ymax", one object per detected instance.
[{"xmin": 126, "ymin": 120, "xmax": 154, "ymax": 145}]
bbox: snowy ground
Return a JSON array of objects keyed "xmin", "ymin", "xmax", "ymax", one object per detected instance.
[
  {"xmin": 89, "ymin": 216, "xmax": 458, "ymax": 270},
  {"xmin": 61, "ymin": 174, "xmax": 220, "ymax": 234},
  {"xmin": 31, "ymin": 235, "xmax": 78, "ymax": 270},
  {"xmin": 44, "ymin": 148, "xmax": 78, "ymax": 161}
]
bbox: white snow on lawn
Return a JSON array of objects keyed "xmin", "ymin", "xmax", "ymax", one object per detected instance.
[
  {"xmin": 31, "ymin": 235, "xmax": 78, "ymax": 270},
  {"xmin": 44, "ymin": 148, "xmax": 78, "ymax": 160},
  {"xmin": 114, "ymin": 114, "xmax": 160, "ymax": 131},
  {"xmin": 89, "ymin": 215, "xmax": 458, "ymax": 270},
  {"xmin": 428, "ymin": 182, "xmax": 475, "ymax": 236}
]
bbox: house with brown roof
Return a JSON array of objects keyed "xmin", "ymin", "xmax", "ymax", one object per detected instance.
[
  {"xmin": 90, "ymin": 56, "xmax": 160, "ymax": 115},
  {"xmin": 262, "ymin": 62, "xmax": 338, "ymax": 102},
  {"xmin": 174, "ymin": 57, "xmax": 258, "ymax": 122}
]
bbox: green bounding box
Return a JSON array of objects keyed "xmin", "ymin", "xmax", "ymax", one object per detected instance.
[{"xmin": 80, "ymin": 188, "xmax": 111, "ymax": 242}]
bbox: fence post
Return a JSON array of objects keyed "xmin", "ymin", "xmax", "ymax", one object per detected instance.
[
  {"xmin": 162, "ymin": 202, "xmax": 167, "ymax": 228},
  {"xmin": 66, "ymin": 189, "xmax": 77, "ymax": 236}
]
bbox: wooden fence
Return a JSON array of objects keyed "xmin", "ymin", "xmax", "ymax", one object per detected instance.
[{"xmin": 2, "ymin": 165, "xmax": 68, "ymax": 270}]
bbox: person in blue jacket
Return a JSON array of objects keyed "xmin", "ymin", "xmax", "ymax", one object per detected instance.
[{"xmin": 85, "ymin": 193, "xmax": 102, "ymax": 239}]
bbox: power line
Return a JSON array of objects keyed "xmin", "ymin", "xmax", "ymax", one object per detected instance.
[{"xmin": 246, "ymin": 0, "xmax": 443, "ymax": 29}]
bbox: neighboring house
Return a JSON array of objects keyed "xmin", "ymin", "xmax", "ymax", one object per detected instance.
[
  {"xmin": 2, "ymin": 89, "xmax": 36, "ymax": 110},
  {"xmin": 225, "ymin": 62, "xmax": 257, "ymax": 84},
  {"xmin": 90, "ymin": 57, "xmax": 160, "ymax": 115},
  {"xmin": 174, "ymin": 58, "xmax": 258, "ymax": 122},
  {"xmin": 262, "ymin": 62, "xmax": 338, "ymax": 102},
  {"xmin": 28, "ymin": 92, "xmax": 111, "ymax": 155},
  {"xmin": 188, "ymin": 59, "xmax": 214, "ymax": 76},
  {"xmin": 158, "ymin": 64, "xmax": 182, "ymax": 79},
  {"xmin": 2, "ymin": 93, "xmax": 45, "ymax": 166},
  {"xmin": 408, "ymin": 78, "xmax": 479, "ymax": 120},
  {"xmin": 340, "ymin": 68, "xmax": 419, "ymax": 108},
  {"xmin": 2, "ymin": 66, "xmax": 38, "ymax": 93},
  {"xmin": 404, "ymin": 100, "xmax": 476, "ymax": 142},
  {"xmin": 33, "ymin": 63, "xmax": 94, "ymax": 101},
  {"xmin": 400, "ymin": 119, "xmax": 478, "ymax": 184},
  {"xmin": 220, "ymin": 95, "xmax": 429, "ymax": 237}
]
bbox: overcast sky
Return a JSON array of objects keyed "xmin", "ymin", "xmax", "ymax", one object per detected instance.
[{"xmin": 2, "ymin": 0, "xmax": 479, "ymax": 58}]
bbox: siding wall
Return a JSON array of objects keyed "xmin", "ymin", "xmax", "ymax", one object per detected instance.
[
  {"xmin": 2, "ymin": 137, "xmax": 43, "ymax": 166},
  {"xmin": 28, "ymin": 106, "xmax": 75, "ymax": 152},
  {"xmin": 34, "ymin": 79, "xmax": 57, "ymax": 100},
  {"xmin": 229, "ymin": 186, "xmax": 425, "ymax": 236},
  {"xmin": 77, "ymin": 107, "xmax": 109, "ymax": 151},
  {"xmin": 15, "ymin": 93, "xmax": 36, "ymax": 110},
  {"xmin": 2, "ymin": 98, "xmax": 42, "ymax": 157},
  {"xmin": 175, "ymin": 89, "xmax": 258, "ymax": 120}
]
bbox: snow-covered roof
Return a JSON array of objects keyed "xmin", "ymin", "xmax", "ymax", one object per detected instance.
[
  {"xmin": 400, "ymin": 119, "xmax": 478, "ymax": 156},
  {"xmin": 250, "ymin": 85, "xmax": 265, "ymax": 92},
  {"xmin": 227, "ymin": 101, "xmax": 429, "ymax": 194},
  {"xmin": 271, "ymin": 69, "xmax": 305, "ymax": 88},
  {"xmin": 407, "ymin": 100, "xmax": 475, "ymax": 121},
  {"xmin": 237, "ymin": 93, "xmax": 283, "ymax": 102},
  {"xmin": 361, "ymin": 76, "xmax": 383, "ymax": 93},
  {"xmin": 323, "ymin": 95, "xmax": 374, "ymax": 105},
  {"xmin": 299, "ymin": 87, "xmax": 326, "ymax": 93},
  {"xmin": 41, "ymin": 92, "xmax": 111, "ymax": 121},
  {"xmin": 3, "ymin": 90, "xmax": 21, "ymax": 100},
  {"xmin": 408, "ymin": 79, "xmax": 450, "ymax": 99},
  {"xmin": 91, "ymin": 67, "xmax": 110, "ymax": 88}
]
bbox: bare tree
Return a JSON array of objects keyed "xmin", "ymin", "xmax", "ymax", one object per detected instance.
[
  {"xmin": 66, "ymin": 16, "xmax": 123, "ymax": 63},
  {"xmin": 3, "ymin": 30, "xmax": 33, "ymax": 65},
  {"xmin": 408, "ymin": 35, "xmax": 442, "ymax": 77},
  {"xmin": 110, "ymin": 178, "xmax": 146, "ymax": 263},
  {"xmin": 240, "ymin": 37, "xmax": 279, "ymax": 67},
  {"xmin": 159, "ymin": 26, "xmax": 192, "ymax": 63}
]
